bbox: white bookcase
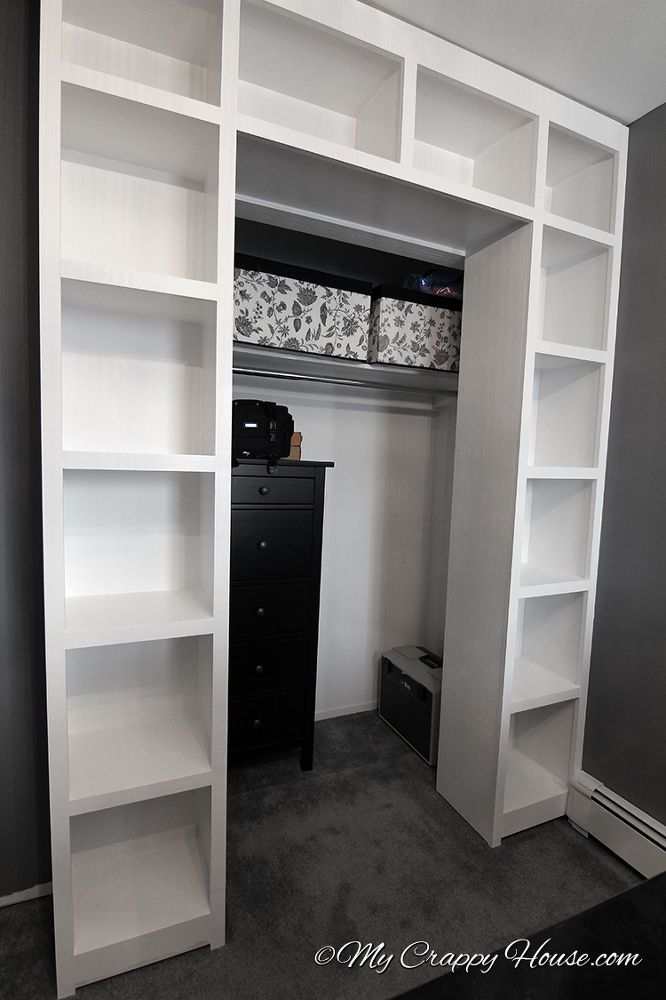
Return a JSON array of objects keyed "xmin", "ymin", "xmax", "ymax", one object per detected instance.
[{"xmin": 39, "ymin": 0, "xmax": 628, "ymax": 993}]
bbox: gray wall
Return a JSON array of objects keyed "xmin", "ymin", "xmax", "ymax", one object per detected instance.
[
  {"xmin": 0, "ymin": 0, "xmax": 51, "ymax": 897},
  {"xmin": 583, "ymin": 101, "xmax": 666, "ymax": 824}
]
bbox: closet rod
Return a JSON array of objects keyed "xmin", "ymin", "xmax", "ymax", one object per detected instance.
[{"xmin": 233, "ymin": 366, "xmax": 458, "ymax": 395}]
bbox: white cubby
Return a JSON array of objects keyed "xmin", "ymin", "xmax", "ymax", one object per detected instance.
[
  {"xmin": 512, "ymin": 593, "xmax": 585, "ymax": 712},
  {"xmin": 530, "ymin": 354, "xmax": 603, "ymax": 468},
  {"xmin": 238, "ymin": 0, "xmax": 402, "ymax": 160},
  {"xmin": 503, "ymin": 702, "xmax": 573, "ymax": 836},
  {"xmin": 61, "ymin": 83, "xmax": 219, "ymax": 282},
  {"xmin": 539, "ymin": 227, "xmax": 611, "ymax": 350},
  {"xmin": 64, "ymin": 470, "xmax": 214, "ymax": 634},
  {"xmin": 67, "ymin": 636, "xmax": 212, "ymax": 813},
  {"xmin": 520, "ymin": 478, "xmax": 594, "ymax": 588},
  {"xmin": 546, "ymin": 125, "xmax": 615, "ymax": 232},
  {"xmin": 414, "ymin": 68, "xmax": 537, "ymax": 204},
  {"xmin": 62, "ymin": 0, "xmax": 223, "ymax": 105},
  {"xmin": 71, "ymin": 789, "xmax": 211, "ymax": 955},
  {"xmin": 62, "ymin": 279, "xmax": 216, "ymax": 457}
]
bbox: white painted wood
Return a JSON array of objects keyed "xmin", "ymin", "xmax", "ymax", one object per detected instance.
[
  {"xmin": 546, "ymin": 126, "xmax": 616, "ymax": 233},
  {"xmin": 0, "ymin": 882, "xmax": 53, "ymax": 909},
  {"xmin": 530, "ymin": 356, "xmax": 604, "ymax": 468},
  {"xmin": 502, "ymin": 746, "xmax": 568, "ymax": 837},
  {"xmin": 520, "ymin": 478, "xmax": 595, "ymax": 586},
  {"xmin": 539, "ymin": 228, "xmax": 612, "ymax": 350},
  {"xmin": 70, "ymin": 792, "xmax": 211, "ymax": 955},
  {"xmin": 62, "ymin": 0, "xmax": 223, "ymax": 103},
  {"xmin": 414, "ymin": 67, "xmax": 537, "ymax": 205},
  {"xmin": 436, "ymin": 225, "xmax": 533, "ymax": 846}
]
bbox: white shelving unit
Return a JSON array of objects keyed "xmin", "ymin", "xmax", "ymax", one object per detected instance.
[{"xmin": 40, "ymin": 0, "xmax": 628, "ymax": 992}]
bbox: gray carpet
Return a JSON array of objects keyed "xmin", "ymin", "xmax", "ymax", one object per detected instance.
[{"xmin": 0, "ymin": 712, "xmax": 639, "ymax": 999}]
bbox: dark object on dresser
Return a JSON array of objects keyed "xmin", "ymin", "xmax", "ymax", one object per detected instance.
[
  {"xmin": 232, "ymin": 399, "xmax": 294, "ymax": 467},
  {"xmin": 229, "ymin": 459, "xmax": 333, "ymax": 770}
]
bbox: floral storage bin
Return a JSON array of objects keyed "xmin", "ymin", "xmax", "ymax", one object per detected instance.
[
  {"xmin": 234, "ymin": 255, "xmax": 371, "ymax": 360},
  {"xmin": 368, "ymin": 286, "xmax": 462, "ymax": 371}
]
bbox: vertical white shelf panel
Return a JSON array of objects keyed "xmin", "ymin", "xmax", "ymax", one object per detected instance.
[
  {"xmin": 61, "ymin": 83, "xmax": 220, "ymax": 282},
  {"xmin": 238, "ymin": 0, "xmax": 402, "ymax": 160},
  {"xmin": 71, "ymin": 790, "xmax": 211, "ymax": 956},
  {"xmin": 414, "ymin": 67, "xmax": 537, "ymax": 205},
  {"xmin": 511, "ymin": 593, "xmax": 585, "ymax": 712},
  {"xmin": 546, "ymin": 125, "xmax": 616, "ymax": 233},
  {"xmin": 63, "ymin": 470, "xmax": 215, "ymax": 637},
  {"xmin": 67, "ymin": 636, "xmax": 213, "ymax": 813},
  {"xmin": 502, "ymin": 702, "xmax": 574, "ymax": 836},
  {"xmin": 529, "ymin": 353, "xmax": 604, "ymax": 468},
  {"xmin": 539, "ymin": 227, "xmax": 612, "ymax": 351},
  {"xmin": 61, "ymin": 279, "xmax": 216, "ymax": 457},
  {"xmin": 62, "ymin": 0, "xmax": 224, "ymax": 104},
  {"xmin": 520, "ymin": 478, "xmax": 595, "ymax": 588}
]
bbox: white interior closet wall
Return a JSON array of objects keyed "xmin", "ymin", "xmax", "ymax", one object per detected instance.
[{"xmin": 233, "ymin": 378, "xmax": 456, "ymax": 718}]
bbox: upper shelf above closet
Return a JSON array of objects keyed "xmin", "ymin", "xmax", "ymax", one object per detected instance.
[
  {"xmin": 61, "ymin": 0, "xmax": 223, "ymax": 107},
  {"xmin": 546, "ymin": 126, "xmax": 616, "ymax": 233},
  {"xmin": 233, "ymin": 343, "xmax": 459, "ymax": 396}
]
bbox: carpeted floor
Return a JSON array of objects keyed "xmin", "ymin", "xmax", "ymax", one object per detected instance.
[{"xmin": 0, "ymin": 712, "xmax": 639, "ymax": 1000}]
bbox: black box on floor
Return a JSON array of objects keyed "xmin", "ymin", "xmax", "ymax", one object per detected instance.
[{"xmin": 378, "ymin": 646, "xmax": 442, "ymax": 765}]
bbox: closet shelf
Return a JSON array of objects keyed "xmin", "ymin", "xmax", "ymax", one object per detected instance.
[
  {"xmin": 526, "ymin": 467, "xmax": 599, "ymax": 480},
  {"xmin": 542, "ymin": 212, "xmax": 616, "ymax": 247},
  {"xmin": 62, "ymin": 452, "xmax": 216, "ymax": 473},
  {"xmin": 233, "ymin": 343, "xmax": 459, "ymax": 395},
  {"xmin": 518, "ymin": 575, "xmax": 590, "ymax": 599},
  {"xmin": 502, "ymin": 746, "xmax": 568, "ymax": 837},
  {"xmin": 511, "ymin": 658, "xmax": 580, "ymax": 713},
  {"xmin": 61, "ymin": 63, "xmax": 222, "ymax": 125},
  {"xmin": 69, "ymin": 719, "xmax": 212, "ymax": 816},
  {"xmin": 61, "ymin": 260, "xmax": 218, "ymax": 303},
  {"xmin": 65, "ymin": 591, "xmax": 214, "ymax": 650}
]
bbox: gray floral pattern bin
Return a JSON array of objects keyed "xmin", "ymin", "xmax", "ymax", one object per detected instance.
[
  {"xmin": 368, "ymin": 287, "xmax": 462, "ymax": 371},
  {"xmin": 234, "ymin": 257, "xmax": 371, "ymax": 360}
]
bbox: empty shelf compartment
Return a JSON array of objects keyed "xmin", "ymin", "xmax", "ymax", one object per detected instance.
[
  {"xmin": 546, "ymin": 125, "xmax": 616, "ymax": 232},
  {"xmin": 530, "ymin": 353, "xmax": 604, "ymax": 468},
  {"xmin": 414, "ymin": 68, "xmax": 537, "ymax": 205},
  {"xmin": 539, "ymin": 227, "xmax": 611, "ymax": 351},
  {"xmin": 62, "ymin": 0, "xmax": 223, "ymax": 104},
  {"xmin": 71, "ymin": 789, "xmax": 211, "ymax": 954},
  {"xmin": 67, "ymin": 636, "xmax": 213, "ymax": 810},
  {"xmin": 512, "ymin": 592, "xmax": 585, "ymax": 712},
  {"xmin": 520, "ymin": 478, "xmax": 595, "ymax": 588},
  {"xmin": 238, "ymin": 0, "xmax": 402, "ymax": 161}
]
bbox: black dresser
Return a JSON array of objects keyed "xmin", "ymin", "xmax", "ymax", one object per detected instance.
[{"xmin": 229, "ymin": 459, "xmax": 333, "ymax": 770}]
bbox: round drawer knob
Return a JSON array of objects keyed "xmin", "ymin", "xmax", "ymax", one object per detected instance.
[
  {"xmin": 258, "ymin": 486, "xmax": 270, "ymax": 496},
  {"xmin": 256, "ymin": 607, "xmax": 266, "ymax": 617},
  {"xmin": 254, "ymin": 664, "xmax": 264, "ymax": 674},
  {"xmin": 257, "ymin": 540, "xmax": 268, "ymax": 551},
  {"xmin": 252, "ymin": 718, "xmax": 262, "ymax": 729}
]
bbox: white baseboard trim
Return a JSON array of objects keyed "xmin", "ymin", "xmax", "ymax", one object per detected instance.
[
  {"xmin": 568, "ymin": 771, "xmax": 666, "ymax": 879},
  {"xmin": 315, "ymin": 700, "xmax": 377, "ymax": 722},
  {"xmin": 0, "ymin": 881, "xmax": 52, "ymax": 908}
]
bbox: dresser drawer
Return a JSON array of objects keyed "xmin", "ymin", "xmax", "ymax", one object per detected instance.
[
  {"xmin": 229, "ymin": 689, "xmax": 306, "ymax": 750},
  {"xmin": 231, "ymin": 509, "xmax": 313, "ymax": 581},
  {"xmin": 232, "ymin": 475, "xmax": 315, "ymax": 506},
  {"xmin": 230, "ymin": 580, "xmax": 311, "ymax": 639},
  {"xmin": 229, "ymin": 635, "xmax": 309, "ymax": 696}
]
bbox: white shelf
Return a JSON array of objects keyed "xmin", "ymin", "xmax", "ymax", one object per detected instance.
[
  {"xmin": 69, "ymin": 719, "xmax": 211, "ymax": 815},
  {"xmin": 527, "ymin": 466, "xmax": 599, "ymax": 480},
  {"xmin": 520, "ymin": 478, "xmax": 594, "ymax": 589},
  {"xmin": 502, "ymin": 702, "xmax": 574, "ymax": 836},
  {"xmin": 61, "ymin": 259, "xmax": 218, "ymax": 302},
  {"xmin": 71, "ymin": 791, "xmax": 211, "ymax": 955},
  {"xmin": 236, "ymin": 132, "xmax": 530, "ymax": 269},
  {"xmin": 414, "ymin": 68, "xmax": 537, "ymax": 206},
  {"xmin": 512, "ymin": 590, "xmax": 585, "ymax": 711},
  {"xmin": 64, "ymin": 469, "xmax": 214, "ymax": 637},
  {"xmin": 546, "ymin": 125, "xmax": 615, "ymax": 233},
  {"xmin": 530, "ymin": 353, "xmax": 603, "ymax": 468},
  {"xmin": 233, "ymin": 343, "xmax": 458, "ymax": 396},
  {"xmin": 539, "ymin": 227, "xmax": 611, "ymax": 351},
  {"xmin": 502, "ymin": 746, "xmax": 568, "ymax": 837},
  {"xmin": 65, "ymin": 590, "xmax": 213, "ymax": 648},
  {"xmin": 63, "ymin": 452, "xmax": 216, "ymax": 473},
  {"xmin": 61, "ymin": 83, "xmax": 219, "ymax": 282},
  {"xmin": 533, "ymin": 340, "xmax": 608, "ymax": 366},
  {"xmin": 62, "ymin": 0, "xmax": 223, "ymax": 105},
  {"xmin": 67, "ymin": 635, "xmax": 213, "ymax": 814},
  {"xmin": 238, "ymin": 0, "xmax": 402, "ymax": 161},
  {"xmin": 62, "ymin": 277, "xmax": 216, "ymax": 457},
  {"xmin": 511, "ymin": 659, "xmax": 580, "ymax": 713}
]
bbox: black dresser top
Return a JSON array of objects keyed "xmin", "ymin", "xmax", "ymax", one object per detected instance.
[{"xmin": 233, "ymin": 459, "xmax": 335, "ymax": 471}]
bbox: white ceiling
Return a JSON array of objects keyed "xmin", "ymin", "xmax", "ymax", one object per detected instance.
[{"xmin": 361, "ymin": 0, "xmax": 666, "ymax": 124}]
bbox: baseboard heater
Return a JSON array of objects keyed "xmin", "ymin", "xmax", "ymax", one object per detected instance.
[{"xmin": 568, "ymin": 772, "xmax": 666, "ymax": 878}]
